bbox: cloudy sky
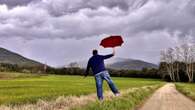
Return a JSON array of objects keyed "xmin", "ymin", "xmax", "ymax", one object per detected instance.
[{"xmin": 0, "ymin": 0, "xmax": 195, "ymax": 67}]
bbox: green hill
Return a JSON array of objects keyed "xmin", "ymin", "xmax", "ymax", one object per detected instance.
[
  {"xmin": 108, "ymin": 58, "xmax": 158, "ymax": 70},
  {"xmin": 0, "ymin": 47, "xmax": 43, "ymax": 67}
]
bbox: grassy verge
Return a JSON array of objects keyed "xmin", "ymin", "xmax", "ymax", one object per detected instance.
[
  {"xmin": 71, "ymin": 84, "xmax": 163, "ymax": 110},
  {"xmin": 176, "ymin": 83, "xmax": 195, "ymax": 101}
]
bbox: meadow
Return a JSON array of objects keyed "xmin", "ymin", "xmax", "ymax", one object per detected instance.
[{"xmin": 0, "ymin": 72, "xmax": 164, "ymax": 109}]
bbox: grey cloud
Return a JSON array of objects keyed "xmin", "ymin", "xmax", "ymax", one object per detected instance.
[
  {"xmin": 38, "ymin": 0, "xmax": 149, "ymax": 16},
  {"xmin": 0, "ymin": 0, "xmax": 195, "ymax": 67},
  {"xmin": 122, "ymin": 0, "xmax": 195, "ymax": 37},
  {"xmin": 0, "ymin": 0, "xmax": 195, "ymax": 40},
  {"xmin": 0, "ymin": 0, "xmax": 39, "ymax": 8}
]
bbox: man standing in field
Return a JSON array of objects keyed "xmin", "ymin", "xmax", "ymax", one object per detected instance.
[{"xmin": 85, "ymin": 48, "xmax": 120, "ymax": 101}]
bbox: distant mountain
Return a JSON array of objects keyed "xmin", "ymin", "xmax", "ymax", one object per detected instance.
[
  {"xmin": 75, "ymin": 57, "xmax": 158, "ymax": 70},
  {"xmin": 107, "ymin": 58, "xmax": 158, "ymax": 70},
  {"xmin": 0, "ymin": 47, "xmax": 44, "ymax": 67}
]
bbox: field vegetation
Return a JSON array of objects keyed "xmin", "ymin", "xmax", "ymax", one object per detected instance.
[
  {"xmin": 176, "ymin": 83, "xmax": 195, "ymax": 101},
  {"xmin": 0, "ymin": 72, "xmax": 163, "ymax": 106}
]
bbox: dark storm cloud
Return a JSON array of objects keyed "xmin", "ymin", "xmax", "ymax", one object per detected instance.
[
  {"xmin": 40, "ymin": 0, "xmax": 149, "ymax": 16},
  {"xmin": 1, "ymin": 0, "xmax": 195, "ymax": 66},
  {"xmin": 0, "ymin": 0, "xmax": 38, "ymax": 7},
  {"xmin": 1, "ymin": 0, "xmax": 195, "ymax": 40}
]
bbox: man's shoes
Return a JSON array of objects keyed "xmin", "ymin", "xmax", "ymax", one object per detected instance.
[
  {"xmin": 115, "ymin": 93, "xmax": 120, "ymax": 97},
  {"xmin": 98, "ymin": 97, "xmax": 104, "ymax": 101}
]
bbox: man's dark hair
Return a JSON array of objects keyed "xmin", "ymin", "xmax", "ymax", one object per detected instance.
[{"xmin": 93, "ymin": 49, "xmax": 98, "ymax": 55}]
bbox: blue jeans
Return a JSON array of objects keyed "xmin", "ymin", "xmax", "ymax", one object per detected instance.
[{"xmin": 95, "ymin": 71, "xmax": 119, "ymax": 100}]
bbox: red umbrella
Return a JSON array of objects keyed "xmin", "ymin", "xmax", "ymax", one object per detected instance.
[{"xmin": 100, "ymin": 35, "xmax": 124, "ymax": 48}]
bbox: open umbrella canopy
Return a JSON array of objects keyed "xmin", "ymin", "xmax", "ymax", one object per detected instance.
[{"xmin": 100, "ymin": 35, "xmax": 124, "ymax": 48}]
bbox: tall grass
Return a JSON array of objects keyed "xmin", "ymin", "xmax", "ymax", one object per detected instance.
[{"xmin": 72, "ymin": 85, "xmax": 163, "ymax": 110}]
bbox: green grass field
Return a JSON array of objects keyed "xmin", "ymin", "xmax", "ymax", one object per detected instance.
[
  {"xmin": 0, "ymin": 72, "xmax": 164, "ymax": 106},
  {"xmin": 176, "ymin": 83, "xmax": 195, "ymax": 101}
]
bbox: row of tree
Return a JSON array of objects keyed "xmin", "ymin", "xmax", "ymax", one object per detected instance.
[
  {"xmin": 160, "ymin": 43, "xmax": 195, "ymax": 82},
  {"xmin": 45, "ymin": 67, "xmax": 160, "ymax": 78},
  {"xmin": 0, "ymin": 63, "xmax": 45, "ymax": 73},
  {"xmin": 0, "ymin": 63, "xmax": 160, "ymax": 79}
]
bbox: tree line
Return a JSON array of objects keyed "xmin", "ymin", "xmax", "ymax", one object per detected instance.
[
  {"xmin": 46, "ymin": 67, "xmax": 160, "ymax": 78},
  {"xmin": 0, "ymin": 63, "xmax": 160, "ymax": 78},
  {"xmin": 0, "ymin": 63, "xmax": 44, "ymax": 73}
]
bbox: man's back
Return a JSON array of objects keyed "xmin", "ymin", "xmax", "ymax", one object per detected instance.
[{"xmin": 87, "ymin": 54, "xmax": 113, "ymax": 75}]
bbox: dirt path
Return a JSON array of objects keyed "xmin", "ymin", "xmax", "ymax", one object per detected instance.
[{"xmin": 139, "ymin": 83, "xmax": 195, "ymax": 110}]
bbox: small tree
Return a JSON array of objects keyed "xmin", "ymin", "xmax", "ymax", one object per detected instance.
[
  {"xmin": 68, "ymin": 62, "xmax": 80, "ymax": 68},
  {"xmin": 173, "ymin": 46, "xmax": 183, "ymax": 81},
  {"xmin": 180, "ymin": 43, "xmax": 194, "ymax": 82},
  {"xmin": 160, "ymin": 48, "xmax": 175, "ymax": 81}
]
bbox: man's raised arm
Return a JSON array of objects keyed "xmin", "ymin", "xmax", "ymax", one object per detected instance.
[
  {"xmin": 113, "ymin": 48, "xmax": 115, "ymax": 56},
  {"xmin": 103, "ymin": 48, "xmax": 115, "ymax": 59}
]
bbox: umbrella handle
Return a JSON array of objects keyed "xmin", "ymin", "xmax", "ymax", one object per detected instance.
[{"xmin": 113, "ymin": 48, "xmax": 116, "ymax": 56}]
